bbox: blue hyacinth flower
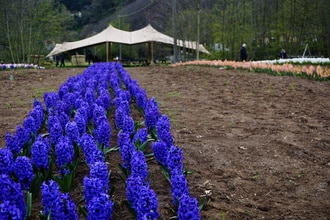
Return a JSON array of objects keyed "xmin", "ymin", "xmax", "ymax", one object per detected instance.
[
  {"xmin": 167, "ymin": 145, "xmax": 184, "ymax": 175},
  {"xmin": 0, "ymin": 200, "xmax": 23, "ymax": 219},
  {"xmin": 136, "ymin": 187, "xmax": 159, "ymax": 220},
  {"xmin": 117, "ymin": 131, "xmax": 135, "ymax": 170},
  {"xmin": 151, "ymin": 140, "xmax": 169, "ymax": 166},
  {"xmin": 156, "ymin": 114, "xmax": 174, "ymax": 147},
  {"xmin": 79, "ymin": 133, "xmax": 105, "ymax": 165},
  {"xmin": 0, "ymin": 174, "xmax": 26, "ymax": 219},
  {"xmin": 86, "ymin": 193, "xmax": 113, "ymax": 220},
  {"xmin": 178, "ymin": 194, "xmax": 201, "ymax": 220},
  {"xmin": 0, "ymin": 148, "xmax": 14, "ymax": 175},
  {"xmin": 65, "ymin": 121, "xmax": 80, "ymax": 144},
  {"xmin": 130, "ymin": 150, "xmax": 148, "ymax": 181},
  {"xmin": 170, "ymin": 173, "xmax": 189, "ymax": 205},
  {"xmin": 83, "ymin": 176, "xmax": 106, "ymax": 203},
  {"xmin": 41, "ymin": 180, "xmax": 78, "ymax": 219},
  {"xmin": 94, "ymin": 118, "xmax": 111, "ymax": 148},
  {"xmin": 55, "ymin": 136, "xmax": 74, "ymax": 169},
  {"xmin": 31, "ymin": 136, "xmax": 50, "ymax": 170},
  {"xmin": 132, "ymin": 127, "xmax": 148, "ymax": 145},
  {"xmin": 13, "ymin": 156, "xmax": 34, "ymax": 191},
  {"xmin": 89, "ymin": 161, "xmax": 109, "ymax": 191},
  {"xmin": 144, "ymin": 97, "xmax": 160, "ymax": 131}
]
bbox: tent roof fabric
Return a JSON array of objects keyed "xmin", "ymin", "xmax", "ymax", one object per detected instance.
[{"xmin": 47, "ymin": 24, "xmax": 210, "ymax": 57}]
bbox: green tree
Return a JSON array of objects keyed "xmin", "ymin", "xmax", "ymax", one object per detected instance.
[{"xmin": 0, "ymin": 0, "xmax": 74, "ymax": 63}]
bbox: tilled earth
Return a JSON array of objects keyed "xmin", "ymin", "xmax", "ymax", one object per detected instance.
[{"xmin": 0, "ymin": 65, "xmax": 329, "ymax": 219}]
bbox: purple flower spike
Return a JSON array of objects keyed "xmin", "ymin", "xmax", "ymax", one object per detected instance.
[
  {"xmin": 133, "ymin": 127, "xmax": 148, "ymax": 145},
  {"xmin": 89, "ymin": 161, "xmax": 109, "ymax": 191},
  {"xmin": 23, "ymin": 116, "xmax": 37, "ymax": 135},
  {"xmin": 86, "ymin": 193, "xmax": 113, "ymax": 220},
  {"xmin": 130, "ymin": 150, "xmax": 148, "ymax": 181},
  {"xmin": 65, "ymin": 121, "xmax": 80, "ymax": 143},
  {"xmin": 0, "ymin": 174, "xmax": 26, "ymax": 219},
  {"xmin": 178, "ymin": 194, "xmax": 201, "ymax": 220},
  {"xmin": 0, "ymin": 201, "xmax": 22, "ymax": 220},
  {"xmin": 44, "ymin": 92, "xmax": 59, "ymax": 110},
  {"xmin": 171, "ymin": 173, "xmax": 189, "ymax": 205},
  {"xmin": 74, "ymin": 110, "xmax": 87, "ymax": 135},
  {"xmin": 167, "ymin": 145, "xmax": 184, "ymax": 175},
  {"xmin": 152, "ymin": 140, "xmax": 169, "ymax": 166},
  {"xmin": 41, "ymin": 180, "xmax": 78, "ymax": 220},
  {"xmin": 83, "ymin": 176, "xmax": 105, "ymax": 203},
  {"xmin": 0, "ymin": 148, "xmax": 14, "ymax": 175},
  {"xmin": 41, "ymin": 180, "xmax": 61, "ymax": 216},
  {"xmin": 51, "ymin": 193, "xmax": 78, "ymax": 220},
  {"xmin": 144, "ymin": 97, "xmax": 160, "ymax": 130},
  {"xmin": 55, "ymin": 136, "xmax": 74, "ymax": 169},
  {"xmin": 94, "ymin": 119, "xmax": 111, "ymax": 148},
  {"xmin": 122, "ymin": 115, "xmax": 134, "ymax": 135},
  {"xmin": 31, "ymin": 136, "xmax": 50, "ymax": 170},
  {"xmin": 118, "ymin": 131, "xmax": 135, "ymax": 170},
  {"xmin": 156, "ymin": 114, "xmax": 174, "ymax": 147},
  {"xmin": 13, "ymin": 156, "xmax": 34, "ymax": 190},
  {"xmin": 79, "ymin": 134, "xmax": 105, "ymax": 165}
]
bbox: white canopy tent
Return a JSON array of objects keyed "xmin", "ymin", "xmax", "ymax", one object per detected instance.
[{"xmin": 46, "ymin": 24, "xmax": 210, "ymax": 62}]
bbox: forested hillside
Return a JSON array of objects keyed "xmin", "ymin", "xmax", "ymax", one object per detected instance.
[{"xmin": 0, "ymin": 0, "xmax": 329, "ymax": 63}]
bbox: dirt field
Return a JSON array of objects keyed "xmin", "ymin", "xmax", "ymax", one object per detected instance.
[{"xmin": 0, "ymin": 65, "xmax": 329, "ymax": 219}]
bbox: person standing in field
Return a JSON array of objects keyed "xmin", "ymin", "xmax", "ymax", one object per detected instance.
[
  {"xmin": 240, "ymin": 43, "xmax": 247, "ymax": 61},
  {"xmin": 280, "ymin": 49, "xmax": 287, "ymax": 59},
  {"xmin": 60, "ymin": 53, "xmax": 65, "ymax": 67}
]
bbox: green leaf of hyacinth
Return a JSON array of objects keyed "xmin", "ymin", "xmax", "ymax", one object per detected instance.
[
  {"xmin": 30, "ymin": 172, "xmax": 44, "ymax": 199},
  {"xmin": 199, "ymin": 197, "xmax": 207, "ymax": 211},
  {"xmin": 104, "ymin": 146, "xmax": 119, "ymax": 154},
  {"xmin": 26, "ymin": 192, "xmax": 32, "ymax": 217},
  {"xmin": 44, "ymin": 159, "xmax": 54, "ymax": 180},
  {"xmin": 145, "ymin": 153, "xmax": 154, "ymax": 158},
  {"xmin": 135, "ymin": 105, "xmax": 145, "ymax": 116},
  {"xmin": 78, "ymin": 205, "xmax": 88, "ymax": 217},
  {"xmin": 134, "ymin": 121, "xmax": 144, "ymax": 130},
  {"xmin": 123, "ymin": 200, "xmax": 137, "ymax": 218},
  {"xmin": 54, "ymin": 161, "xmax": 78, "ymax": 192},
  {"xmin": 183, "ymin": 169, "xmax": 194, "ymax": 176},
  {"xmin": 137, "ymin": 138, "xmax": 155, "ymax": 152},
  {"xmin": 137, "ymin": 140, "xmax": 149, "ymax": 152},
  {"xmin": 160, "ymin": 165, "xmax": 171, "ymax": 183},
  {"xmin": 118, "ymin": 164, "xmax": 130, "ymax": 180},
  {"xmin": 39, "ymin": 211, "xmax": 51, "ymax": 220},
  {"xmin": 150, "ymin": 129, "xmax": 158, "ymax": 140}
]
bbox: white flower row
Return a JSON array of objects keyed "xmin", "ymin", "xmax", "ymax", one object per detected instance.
[
  {"xmin": 0, "ymin": 63, "xmax": 45, "ymax": 69},
  {"xmin": 253, "ymin": 57, "xmax": 330, "ymax": 64}
]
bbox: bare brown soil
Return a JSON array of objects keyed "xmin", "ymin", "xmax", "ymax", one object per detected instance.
[{"xmin": 0, "ymin": 65, "xmax": 329, "ymax": 219}]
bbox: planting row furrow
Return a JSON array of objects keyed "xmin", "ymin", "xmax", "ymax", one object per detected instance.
[{"xmin": 0, "ymin": 62, "xmax": 200, "ymax": 220}]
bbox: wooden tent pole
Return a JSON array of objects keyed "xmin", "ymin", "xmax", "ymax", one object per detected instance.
[
  {"xmin": 109, "ymin": 43, "xmax": 112, "ymax": 61},
  {"xmin": 151, "ymin": 41, "xmax": 154, "ymax": 64},
  {"xmin": 106, "ymin": 42, "xmax": 109, "ymax": 62}
]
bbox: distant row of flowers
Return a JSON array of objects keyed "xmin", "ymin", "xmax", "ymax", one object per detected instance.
[
  {"xmin": 254, "ymin": 57, "xmax": 330, "ymax": 64},
  {"xmin": 172, "ymin": 59, "xmax": 330, "ymax": 80},
  {"xmin": 0, "ymin": 62, "xmax": 200, "ymax": 219},
  {"xmin": 0, "ymin": 63, "xmax": 45, "ymax": 70}
]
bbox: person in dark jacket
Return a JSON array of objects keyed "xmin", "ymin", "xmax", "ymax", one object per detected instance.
[
  {"xmin": 240, "ymin": 43, "xmax": 247, "ymax": 61},
  {"xmin": 280, "ymin": 49, "xmax": 287, "ymax": 59}
]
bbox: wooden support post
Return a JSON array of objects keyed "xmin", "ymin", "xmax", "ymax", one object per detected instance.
[{"xmin": 106, "ymin": 42, "xmax": 109, "ymax": 62}]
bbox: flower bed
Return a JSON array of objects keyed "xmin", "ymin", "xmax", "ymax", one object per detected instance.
[
  {"xmin": 171, "ymin": 59, "xmax": 330, "ymax": 80},
  {"xmin": 0, "ymin": 63, "xmax": 45, "ymax": 70},
  {"xmin": 0, "ymin": 62, "xmax": 200, "ymax": 219}
]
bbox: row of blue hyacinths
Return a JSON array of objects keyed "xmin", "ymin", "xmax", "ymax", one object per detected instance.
[{"xmin": 0, "ymin": 62, "xmax": 200, "ymax": 219}]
